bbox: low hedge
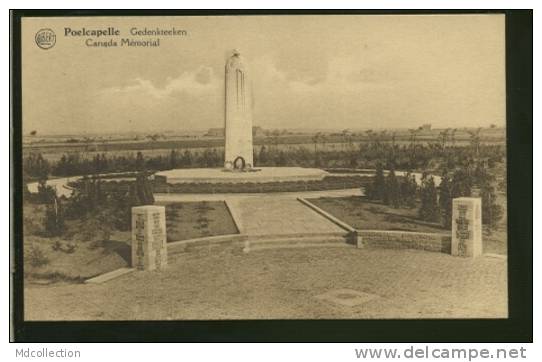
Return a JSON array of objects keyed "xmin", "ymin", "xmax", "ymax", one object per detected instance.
[{"xmin": 70, "ymin": 175, "xmax": 371, "ymax": 194}]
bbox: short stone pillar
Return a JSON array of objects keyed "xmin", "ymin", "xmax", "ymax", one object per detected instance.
[
  {"xmin": 451, "ymin": 197, "xmax": 482, "ymax": 258},
  {"xmin": 349, "ymin": 230, "xmax": 363, "ymax": 248},
  {"xmin": 131, "ymin": 205, "xmax": 167, "ymax": 271},
  {"xmin": 356, "ymin": 234, "xmax": 364, "ymax": 249}
]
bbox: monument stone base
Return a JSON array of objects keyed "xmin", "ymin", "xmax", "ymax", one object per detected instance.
[
  {"xmin": 131, "ymin": 205, "xmax": 167, "ymax": 271},
  {"xmin": 154, "ymin": 167, "xmax": 329, "ymax": 184}
]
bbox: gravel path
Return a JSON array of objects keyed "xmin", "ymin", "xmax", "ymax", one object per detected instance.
[{"xmin": 226, "ymin": 198, "xmax": 345, "ymax": 235}]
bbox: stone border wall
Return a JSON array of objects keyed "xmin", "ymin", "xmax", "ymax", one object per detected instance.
[
  {"xmin": 154, "ymin": 175, "xmax": 370, "ymax": 194},
  {"xmin": 298, "ymin": 197, "xmax": 451, "ymax": 253},
  {"xmin": 357, "ymin": 230, "xmax": 451, "ymax": 253}
]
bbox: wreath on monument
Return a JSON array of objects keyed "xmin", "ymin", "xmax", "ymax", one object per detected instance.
[{"xmin": 233, "ymin": 156, "xmax": 246, "ymax": 170}]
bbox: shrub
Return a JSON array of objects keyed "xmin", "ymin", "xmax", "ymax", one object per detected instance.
[
  {"xmin": 43, "ymin": 197, "xmax": 65, "ymax": 237},
  {"xmin": 384, "ymin": 168, "xmax": 400, "ymax": 208},
  {"xmin": 449, "ymin": 163, "xmax": 503, "ymax": 229},
  {"xmin": 51, "ymin": 240, "xmax": 77, "ymax": 253},
  {"xmin": 367, "ymin": 163, "xmax": 386, "ymax": 201},
  {"xmin": 439, "ymin": 172, "xmax": 453, "ymax": 228},
  {"xmin": 37, "ymin": 178, "xmax": 57, "ymax": 204},
  {"xmin": 451, "ymin": 167, "xmax": 472, "ymax": 198},
  {"xmin": 27, "ymin": 245, "xmax": 49, "ymax": 268},
  {"xmin": 135, "ymin": 173, "xmax": 154, "ymax": 205},
  {"xmin": 419, "ymin": 175, "xmax": 440, "ymax": 222},
  {"xmin": 400, "ymin": 172, "xmax": 417, "ymax": 208},
  {"xmin": 478, "ymin": 170, "xmax": 504, "ymax": 229}
]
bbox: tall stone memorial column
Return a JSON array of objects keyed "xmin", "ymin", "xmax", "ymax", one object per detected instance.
[
  {"xmin": 131, "ymin": 205, "xmax": 167, "ymax": 271},
  {"xmin": 224, "ymin": 49, "xmax": 254, "ymax": 169},
  {"xmin": 451, "ymin": 197, "xmax": 482, "ymax": 258}
]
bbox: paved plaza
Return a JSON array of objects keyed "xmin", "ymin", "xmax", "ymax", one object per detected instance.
[
  {"xmin": 25, "ymin": 247, "xmax": 507, "ymax": 320},
  {"xmin": 25, "ymin": 186, "xmax": 507, "ymax": 321}
]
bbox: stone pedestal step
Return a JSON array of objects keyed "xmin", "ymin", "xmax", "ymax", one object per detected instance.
[
  {"xmin": 249, "ymin": 241, "xmax": 353, "ymax": 252},
  {"xmin": 248, "ymin": 234, "xmax": 348, "ymax": 245},
  {"xmin": 245, "ymin": 233, "xmax": 354, "ymax": 252},
  {"xmin": 246, "ymin": 231, "xmax": 348, "ymax": 241}
]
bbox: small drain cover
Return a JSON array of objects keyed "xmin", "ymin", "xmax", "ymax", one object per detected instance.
[{"xmin": 315, "ymin": 289, "xmax": 379, "ymax": 307}]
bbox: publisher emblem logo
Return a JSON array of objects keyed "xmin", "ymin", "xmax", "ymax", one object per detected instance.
[{"xmin": 35, "ymin": 29, "xmax": 56, "ymax": 49}]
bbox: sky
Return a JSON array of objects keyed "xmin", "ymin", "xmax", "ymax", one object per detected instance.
[{"xmin": 21, "ymin": 15, "xmax": 505, "ymax": 135}]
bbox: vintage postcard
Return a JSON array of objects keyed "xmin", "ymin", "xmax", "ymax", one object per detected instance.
[{"xmin": 17, "ymin": 13, "xmax": 510, "ymax": 324}]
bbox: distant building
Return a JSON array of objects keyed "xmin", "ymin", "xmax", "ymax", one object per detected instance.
[{"xmin": 419, "ymin": 124, "xmax": 432, "ymax": 131}]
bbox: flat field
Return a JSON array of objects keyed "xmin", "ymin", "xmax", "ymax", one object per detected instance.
[{"xmin": 160, "ymin": 201, "xmax": 239, "ymax": 242}]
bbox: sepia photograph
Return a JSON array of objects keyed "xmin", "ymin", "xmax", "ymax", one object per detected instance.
[{"xmin": 10, "ymin": 10, "xmax": 532, "ymax": 343}]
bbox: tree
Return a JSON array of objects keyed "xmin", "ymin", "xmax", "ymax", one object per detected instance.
[
  {"xmin": 25, "ymin": 153, "xmax": 50, "ymax": 180},
  {"xmin": 43, "ymin": 196, "xmax": 65, "ymax": 237},
  {"xmin": 258, "ymin": 145, "xmax": 268, "ymax": 165},
  {"xmin": 348, "ymin": 152, "xmax": 358, "ymax": 168},
  {"xmin": 182, "ymin": 150, "xmax": 193, "ymax": 167},
  {"xmin": 468, "ymin": 127, "xmax": 482, "ymax": 159},
  {"xmin": 480, "ymin": 181, "xmax": 503, "ymax": 229},
  {"xmin": 385, "ymin": 168, "xmax": 400, "ymax": 208},
  {"xmin": 419, "ymin": 175, "xmax": 440, "ymax": 222},
  {"xmin": 401, "ymin": 171, "xmax": 417, "ymax": 208},
  {"xmin": 169, "ymin": 149, "xmax": 179, "ymax": 169},
  {"xmin": 37, "ymin": 178, "xmax": 56, "ymax": 204},
  {"xmin": 451, "ymin": 167, "xmax": 472, "ymax": 198},
  {"xmin": 136, "ymin": 151, "xmax": 145, "ymax": 171},
  {"xmin": 367, "ymin": 163, "xmax": 386, "ymax": 201},
  {"xmin": 474, "ymin": 164, "xmax": 504, "ymax": 229},
  {"xmin": 439, "ymin": 171, "xmax": 453, "ymax": 228},
  {"xmin": 276, "ymin": 150, "xmax": 287, "ymax": 166},
  {"xmin": 135, "ymin": 173, "xmax": 154, "ymax": 205}
]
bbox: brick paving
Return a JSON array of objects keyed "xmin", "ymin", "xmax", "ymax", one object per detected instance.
[{"xmin": 25, "ymin": 247, "xmax": 507, "ymax": 320}]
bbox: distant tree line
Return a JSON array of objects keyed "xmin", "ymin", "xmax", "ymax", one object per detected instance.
[{"xmin": 23, "ymin": 142, "xmax": 505, "ymax": 180}]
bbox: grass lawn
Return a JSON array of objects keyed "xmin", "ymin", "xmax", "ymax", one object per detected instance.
[
  {"xmin": 23, "ymin": 203, "xmax": 131, "ymax": 283},
  {"xmin": 153, "ymin": 175, "xmax": 369, "ymax": 194},
  {"xmin": 23, "ymin": 200, "xmax": 239, "ymax": 283},
  {"xmin": 308, "ymin": 196, "xmax": 507, "ymax": 255},
  {"xmin": 157, "ymin": 201, "xmax": 239, "ymax": 242},
  {"xmin": 309, "ymin": 196, "xmax": 447, "ymax": 234}
]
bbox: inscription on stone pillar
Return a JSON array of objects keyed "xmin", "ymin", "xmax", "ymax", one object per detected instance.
[
  {"xmin": 135, "ymin": 213, "xmax": 146, "ymax": 270},
  {"xmin": 451, "ymin": 197, "xmax": 482, "ymax": 258},
  {"xmin": 131, "ymin": 205, "xmax": 167, "ymax": 271},
  {"xmin": 455, "ymin": 204, "xmax": 470, "ymax": 256}
]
